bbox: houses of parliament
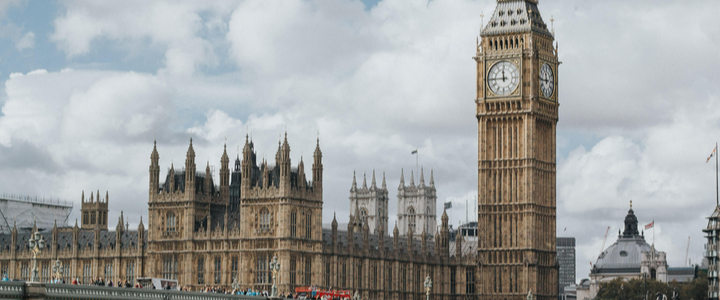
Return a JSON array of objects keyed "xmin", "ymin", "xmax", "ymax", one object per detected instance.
[{"xmin": 0, "ymin": 0, "xmax": 559, "ymax": 299}]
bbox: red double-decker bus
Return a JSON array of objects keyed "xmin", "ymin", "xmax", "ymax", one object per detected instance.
[{"xmin": 295, "ymin": 287, "xmax": 352, "ymax": 300}]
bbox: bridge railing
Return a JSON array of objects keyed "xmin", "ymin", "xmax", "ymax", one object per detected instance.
[{"xmin": 0, "ymin": 281, "xmax": 269, "ymax": 300}]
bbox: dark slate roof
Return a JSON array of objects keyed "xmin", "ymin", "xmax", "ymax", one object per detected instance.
[
  {"xmin": 481, "ymin": 0, "xmax": 551, "ymax": 37},
  {"xmin": 321, "ymin": 229, "xmax": 436, "ymax": 256},
  {"xmin": 160, "ymin": 170, "xmax": 216, "ymax": 194}
]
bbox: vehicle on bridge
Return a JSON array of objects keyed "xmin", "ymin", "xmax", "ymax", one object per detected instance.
[
  {"xmin": 137, "ymin": 277, "xmax": 179, "ymax": 290},
  {"xmin": 294, "ymin": 287, "xmax": 351, "ymax": 300}
]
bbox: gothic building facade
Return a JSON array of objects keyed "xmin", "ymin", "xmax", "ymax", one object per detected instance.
[{"xmin": 0, "ymin": 136, "xmax": 478, "ymax": 300}]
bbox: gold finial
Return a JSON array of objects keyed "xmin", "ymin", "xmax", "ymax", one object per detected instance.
[
  {"xmin": 550, "ymin": 15, "xmax": 555, "ymax": 37},
  {"xmin": 479, "ymin": 11, "xmax": 484, "ymax": 35},
  {"xmin": 630, "ymin": 200, "xmax": 632, "ymax": 209}
]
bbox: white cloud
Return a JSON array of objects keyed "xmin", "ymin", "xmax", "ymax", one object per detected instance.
[
  {"xmin": 15, "ymin": 31, "xmax": 34, "ymax": 50},
  {"xmin": 0, "ymin": 0, "xmax": 718, "ymax": 286}
]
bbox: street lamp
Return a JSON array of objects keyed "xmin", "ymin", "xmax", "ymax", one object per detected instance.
[
  {"xmin": 28, "ymin": 231, "xmax": 45, "ymax": 282},
  {"xmin": 51, "ymin": 259, "xmax": 63, "ymax": 284},
  {"xmin": 424, "ymin": 275, "xmax": 432, "ymax": 300},
  {"xmin": 231, "ymin": 278, "xmax": 240, "ymax": 295},
  {"xmin": 269, "ymin": 255, "xmax": 280, "ymax": 297}
]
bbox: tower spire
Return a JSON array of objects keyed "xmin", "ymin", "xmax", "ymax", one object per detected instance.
[
  {"xmin": 382, "ymin": 171, "xmax": 387, "ymax": 189},
  {"xmin": 371, "ymin": 170, "xmax": 377, "ymax": 190}
]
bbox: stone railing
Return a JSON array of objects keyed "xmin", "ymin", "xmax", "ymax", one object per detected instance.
[{"xmin": 0, "ymin": 282, "xmax": 268, "ymax": 300}]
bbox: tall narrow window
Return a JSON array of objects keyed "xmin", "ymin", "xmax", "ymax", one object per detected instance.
[
  {"xmin": 407, "ymin": 207, "xmax": 416, "ymax": 231},
  {"xmin": 290, "ymin": 209, "xmax": 297, "ymax": 238},
  {"xmin": 231, "ymin": 257, "xmax": 238, "ymax": 283},
  {"xmin": 465, "ymin": 267, "xmax": 475, "ymax": 294},
  {"xmin": 341, "ymin": 261, "xmax": 346, "ymax": 288},
  {"xmin": 259, "ymin": 208, "xmax": 270, "ymax": 230},
  {"xmin": 256, "ymin": 254, "xmax": 269, "ymax": 284},
  {"xmin": 105, "ymin": 262, "xmax": 113, "ymax": 279},
  {"xmin": 325, "ymin": 260, "xmax": 331, "ymax": 287},
  {"xmin": 166, "ymin": 212, "xmax": 176, "ymax": 232},
  {"xmin": 62, "ymin": 262, "xmax": 70, "ymax": 283},
  {"xmin": 83, "ymin": 263, "xmax": 91, "ymax": 284},
  {"xmin": 304, "ymin": 257, "xmax": 312, "ymax": 286},
  {"xmin": 163, "ymin": 256, "xmax": 177, "ymax": 280},
  {"xmin": 198, "ymin": 257, "xmax": 205, "ymax": 284},
  {"xmin": 450, "ymin": 266, "xmax": 457, "ymax": 295},
  {"xmin": 41, "ymin": 262, "xmax": 49, "ymax": 282},
  {"xmin": 126, "ymin": 262, "xmax": 135, "ymax": 284},
  {"xmin": 305, "ymin": 210, "xmax": 312, "ymax": 239},
  {"xmin": 290, "ymin": 256, "xmax": 297, "ymax": 287},
  {"xmin": 214, "ymin": 258, "xmax": 221, "ymax": 284},
  {"xmin": 20, "ymin": 263, "xmax": 28, "ymax": 281}
]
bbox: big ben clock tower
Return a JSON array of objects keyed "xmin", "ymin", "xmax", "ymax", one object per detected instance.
[{"xmin": 475, "ymin": 0, "xmax": 559, "ymax": 299}]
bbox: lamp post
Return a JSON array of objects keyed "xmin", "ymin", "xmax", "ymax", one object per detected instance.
[
  {"xmin": 231, "ymin": 278, "xmax": 240, "ymax": 295},
  {"xmin": 28, "ymin": 231, "xmax": 45, "ymax": 282},
  {"xmin": 269, "ymin": 255, "xmax": 280, "ymax": 297},
  {"xmin": 424, "ymin": 275, "xmax": 432, "ymax": 300},
  {"xmin": 51, "ymin": 259, "xmax": 63, "ymax": 284}
]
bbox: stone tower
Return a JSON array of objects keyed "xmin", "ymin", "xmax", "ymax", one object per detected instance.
[
  {"xmin": 476, "ymin": 0, "xmax": 559, "ymax": 299},
  {"xmin": 80, "ymin": 190, "xmax": 109, "ymax": 230},
  {"xmin": 397, "ymin": 168, "xmax": 436, "ymax": 236},
  {"xmin": 349, "ymin": 170, "xmax": 389, "ymax": 235}
]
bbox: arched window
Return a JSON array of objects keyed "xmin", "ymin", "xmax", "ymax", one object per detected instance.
[
  {"xmin": 305, "ymin": 210, "xmax": 312, "ymax": 239},
  {"xmin": 290, "ymin": 209, "xmax": 297, "ymax": 238},
  {"xmin": 407, "ymin": 207, "xmax": 416, "ymax": 230},
  {"xmin": 360, "ymin": 209, "xmax": 368, "ymax": 226},
  {"xmin": 166, "ymin": 212, "xmax": 176, "ymax": 232},
  {"xmin": 259, "ymin": 208, "xmax": 270, "ymax": 230},
  {"xmin": 650, "ymin": 268, "xmax": 656, "ymax": 280}
]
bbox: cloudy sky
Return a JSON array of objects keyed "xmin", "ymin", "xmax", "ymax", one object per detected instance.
[{"xmin": 0, "ymin": 0, "xmax": 719, "ymax": 282}]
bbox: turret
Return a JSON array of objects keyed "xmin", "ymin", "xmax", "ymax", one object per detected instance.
[
  {"xmin": 410, "ymin": 170, "xmax": 415, "ymax": 187},
  {"xmin": 350, "ymin": 171, "xmax": 357, "ymax": 192},
  {"xmin": 278, "ymin": 133, "xmax": 291, "ymax": 188},
  {"xmin": 347, "ymin": 215, "xmax": 355, "ymax": 254},
  {"xmin": 204, "ymin": 162, "xmax": 212, "ymax": 195},
  {"xmin": 393, "ymin": 222, "xmax": 399, "ymax": 252},
  {"xmin": 419, "ymin": 167, "xmax": 425, "ymax": 187},
  {"xmin": 220, "ymin": 143, "xmax": 230, "ymax": 199},
  {"xmin": 440, "ymin": 209, "xmax": 450, "ymax": 257},
  {"xmin": 331, "ymin": 213, "xmax": 338, "ymax": 250},
  {"xmin": 185, "ymin": 138, "xmax": 196, "ymax": 199},
  {"xmin": 298, "ymin": 157, "xmax": 306, "ymax": 189},
  {"xmin": 362, "ymin": 172, "xmax": 367, "ymax": 190},
  {"xmin": 149, "ymin": 140, "xmax": 160, "ymax": 201},
  {"xmin": 429, "ymin": 169, "xmax": 435, "ymax": 188},
  {"xmin": 312, "ymin": 138, "xmax": 323, "ymax": 192},
  {"xmin": 138, "ymin": 216, "xmax": 145, "ymax": 250},
  {"xmin": 242, "ymin": 135, "xmax": 253, "ymax": 189},
  {"xmin": 455, "ymin": 229, "xmax": 463, "ymax": 257},
  {"xmin": 399, "ymin": 169, "xmax": 405, "ymax": 189},
  {"xmin": 363, "ymin": 220, "xmax": 369, "ymax": 251},
  {"xmin": 370, "ymin": 170, "xmax": 377, "ymax": 191},
  {"xmin": 382, "ymin": 172, "xmax": 387, "ymax": 190}
]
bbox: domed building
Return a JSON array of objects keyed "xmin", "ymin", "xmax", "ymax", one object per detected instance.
[{"xmin": 577, "ymin": 203, "xmax": 667, "ymax": 300}]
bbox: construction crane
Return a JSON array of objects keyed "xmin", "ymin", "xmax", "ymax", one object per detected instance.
[
  {"xmin": 685, "ymin": 236, "xmax": 690, "ymax": 266},
  {"xmin": 599, "ymin": 226, "xmax": 610, "ymax": 257}
]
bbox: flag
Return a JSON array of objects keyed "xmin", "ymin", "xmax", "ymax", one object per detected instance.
[
  {"xmin": 645, "ymin": 220, "xmax": 654, "ymax": 230},
  {"xmin": 444, "ymin": 201, "xmax": 452, "ymax": 209},
  {"xmin": 708, "ymin": 146, "xmax": 717, "ymax": 163},
  {"xmin": 411, "ymin": 149, "xmax": 418, "ymax": 155}
]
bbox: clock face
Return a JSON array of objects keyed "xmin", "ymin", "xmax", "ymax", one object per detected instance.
[
  {"xmin": 540, "ymin": 62, "xmax": 554, "ymax": 98},
  {"xmin": 487, "ymin": 61, "xmax": 519, "ymax": 96}
]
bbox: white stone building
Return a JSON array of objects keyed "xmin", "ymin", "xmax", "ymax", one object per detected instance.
[
  {"xmin": 396, "ymin": 168, "xmax": 436, "ymax": 236},
  {"xmin": 348, "ymin": 170, "xmax": 389, "ymax": 235}
]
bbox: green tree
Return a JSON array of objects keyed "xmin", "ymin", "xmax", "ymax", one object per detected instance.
[{"xmin": 595, "ymin": 275, "xmax": 707, "ymax": 300}]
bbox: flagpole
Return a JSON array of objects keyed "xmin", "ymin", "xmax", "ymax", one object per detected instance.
[{"xmin": 716, "ymin": 142, "xmax": 718, "ymax": 206}]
